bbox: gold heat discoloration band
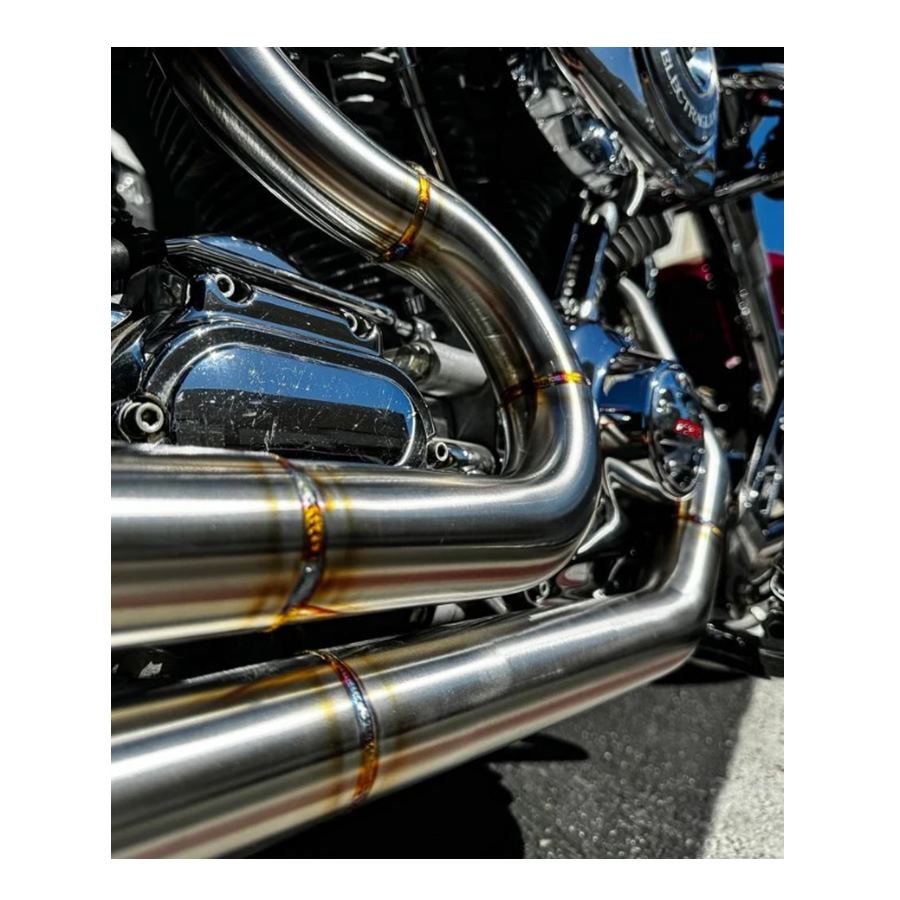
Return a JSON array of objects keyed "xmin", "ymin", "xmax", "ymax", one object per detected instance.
[
  {"xmin": 381, "ymin": 172, "xmax": 430, "ymax": 262},
  {"xmin": 310, "ymin": 650, "xmax": 379, "ymax": 804},
  {"xmin": 499, "ymin": 370, "xmax": 586, "ymax": 407},
  {"xmin": 269, "ymin": 459, "xmax": 327, "ymax": 627},
  {"xmin": 677, "ymin": 511, "xmax": 724, "ymax": 539}
]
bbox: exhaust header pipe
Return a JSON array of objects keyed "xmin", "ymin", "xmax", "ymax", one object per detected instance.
[
  {"xmin": 113, "ymin": 48, "xmax": 599, "ymax": 647},
  {"xmin": 112, "ymin": 429, "xmax": 728, "ymax": 858}
]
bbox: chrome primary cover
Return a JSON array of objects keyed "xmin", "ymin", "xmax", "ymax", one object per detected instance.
[{"xmin": 570, "ymin": 322, "xmax": 705, "ymax": 498}]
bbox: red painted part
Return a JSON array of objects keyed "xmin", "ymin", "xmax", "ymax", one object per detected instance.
[
  {"xmin": 657, "ymin": 261, "xmax": 710, "ymax": 284},
  {"xmin": 674, "ymin": 418, "xmax": 704, "ymax": 441},
  {"xmin": 768, "ymin": 251, "xmax": 784, "ymax": 329},
  {"xmin": 657, "ymin": 253, "xmax": 784, "ymax": 332}
]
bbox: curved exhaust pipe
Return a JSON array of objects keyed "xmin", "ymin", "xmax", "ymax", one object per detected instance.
[
  {"xmin": 112, "ymin": 427, "xmax": 728, "ymax": 858},
  {"xmin": 112, "ymin": 48, "xmax": 599, "ymax": 648}
]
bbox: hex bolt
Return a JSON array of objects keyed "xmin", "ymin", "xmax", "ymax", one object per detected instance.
[
  {"xmin": 120, "ymin": 399, "xmax": 166, "ymax": 440},
  {"xmin": 134, "ymin": 402, "xmax": 165, "ymax": 435},
  {"xmin": 427, "ymin": 439, "xmax": 451, "ymax": 468},
  {"xmin": 213, "ymin": 272, "xmax": 236, "ymax": 299}
]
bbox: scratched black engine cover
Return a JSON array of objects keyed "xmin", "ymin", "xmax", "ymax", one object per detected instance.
[{"xmin": 111, "ymin": 263, "xmax": 433, "ymax": 466}]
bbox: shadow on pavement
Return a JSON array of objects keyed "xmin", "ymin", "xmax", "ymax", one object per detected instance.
[{"xmin": 252, "ymin": 761, "xmax": 525, "ymax": 858}]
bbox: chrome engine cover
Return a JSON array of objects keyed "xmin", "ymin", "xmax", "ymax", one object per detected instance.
[{"xmin": 111, "ymin": 240, "xmax": 433, "ymax": 466}]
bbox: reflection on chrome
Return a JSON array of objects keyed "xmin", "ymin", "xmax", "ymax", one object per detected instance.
[{"xmin": 110, "ymin": 46, "xmax": 784, "ymax": 856}]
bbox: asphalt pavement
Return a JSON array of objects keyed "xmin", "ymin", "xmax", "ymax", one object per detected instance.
[{"xmin": 253, "ymin": 667, "xmax": 784, "ymax": 859}]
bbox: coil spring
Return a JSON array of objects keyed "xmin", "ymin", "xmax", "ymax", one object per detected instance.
[
  {"xmin": 310, "ymin": 49, "xmax": 418, "ymax": 158},
  {"xmin": 603, "ymin": 215, "xmax": 673, "ymax": 281}
]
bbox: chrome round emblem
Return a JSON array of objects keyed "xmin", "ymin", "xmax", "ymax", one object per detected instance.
[
  {"xmin": 679, "ymin": 47, "xmax": 716, "ymax": 94},
  {"xmin": 640, "ymin": 47, "xmax": 720, "ymax": 156},
  {"xmin": 648, "ymin": 365, "xmax": 705, "ymax": 496}
]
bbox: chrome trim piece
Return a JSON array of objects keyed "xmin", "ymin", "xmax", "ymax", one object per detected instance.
[
  {"xmin": 575, "ymin": 457, "xmax": 673, "ymax": 560},
  {"xmin": 387, "ymin": 338, "xmax": 487, "ymax": 397},
  {"xmin": 719, "ymin": 62, "xmax": 784, "ymax": 93},
  {"xmin": 712, "ymin": 170, "xmax": 784, "ymax": 203},
  {"xmin": 441, "ymin": 438, "xmax": 496, "ymax": 475},
  {"xmin": 112, "ymin": 266, "xmax": 434, "ymax": 467},
  {"xmin": 548, "ymin": 48, "xmax": 718, "ymax": 199},
  {"xmin": 166, "ymin": 234, "xmax": 402, "ymax": 329},
  {"xmin": 575, "ymin": 276, "xmax": 708, "ymax": 559},
  {"xmin": 617, "ymin": 275, "xmax": 677, "ymax": 359},
  {"xmin": 713, "ymin": 61, "xmax": 783, "ymax": 204}
]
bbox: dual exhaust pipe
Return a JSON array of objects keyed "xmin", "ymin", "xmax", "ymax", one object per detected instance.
[
  {"xmin": 113, "ymin": 430, "xmax": 726, "ymax": 858},
  {"xmin": 111, "ymin": 49, "xmax": 729, "ymax": 857}
]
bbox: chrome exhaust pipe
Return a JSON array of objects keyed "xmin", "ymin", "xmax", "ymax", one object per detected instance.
[
  {"xmin": 112, "ymin": 428, "xmax": 728, "ymax": 858},
  {"xmin": 113, "ymin": 48, "xmax": 599, "ymax": 647}
]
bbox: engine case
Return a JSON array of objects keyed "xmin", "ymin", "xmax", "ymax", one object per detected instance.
[{"xmin": 111, "ymin": 265, "xmax": 433, "ymax": 466}]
